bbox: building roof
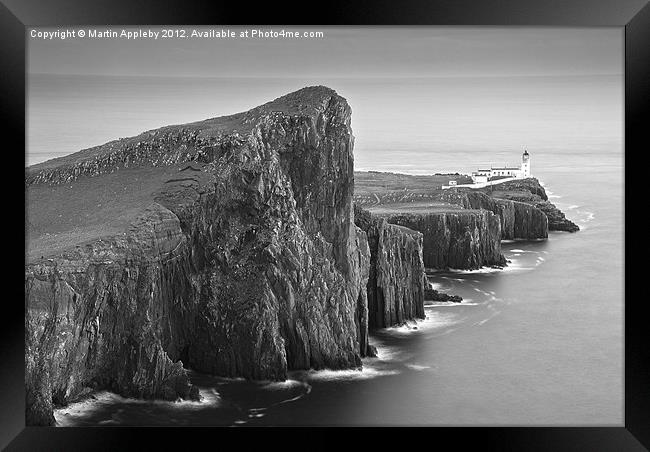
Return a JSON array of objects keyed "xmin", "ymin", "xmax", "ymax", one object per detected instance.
[{"xmin": 491, "ymin": 166, "xmax": 520, "ymax": 170}]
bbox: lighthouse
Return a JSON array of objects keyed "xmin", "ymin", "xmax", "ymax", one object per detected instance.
[
  {"xmin": 521, "ymin": 150, "xmax": 531, "ymax": 177},
  {"xmin": 468, "ymin": 150, "xmax": 532, "ymax": 184}
]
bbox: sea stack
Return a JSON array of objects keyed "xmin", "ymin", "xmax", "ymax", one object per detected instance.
[{"xmin": 354, "ymin": 206, "xmax": 426, "ymax": 328}]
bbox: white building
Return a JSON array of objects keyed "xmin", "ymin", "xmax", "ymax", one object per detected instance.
[{"xmin": 471, "ymin": 150, "xmax": 531, "ymax": 183}]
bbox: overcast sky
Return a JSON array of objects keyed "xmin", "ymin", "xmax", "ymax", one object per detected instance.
[
  {"xmin": 29, "ymin": 26, "xmax": 622, "ymax": 78},
  {"xmin": 27, "ymin": 26, "xmax": 623, "ymax": 170}
]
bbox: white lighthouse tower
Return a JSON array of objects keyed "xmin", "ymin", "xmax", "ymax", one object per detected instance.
[{"xmin": 521, "ymin": 150, "xmax": 531, "ymax": 177}]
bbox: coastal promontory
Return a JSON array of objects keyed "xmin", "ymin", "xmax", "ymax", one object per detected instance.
[{"xmin": 26, "ymin": 86, "xmax": 377, "ymax": 425}]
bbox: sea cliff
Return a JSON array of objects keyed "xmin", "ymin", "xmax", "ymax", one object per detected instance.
[
  {"xmin": 25, "ymin": 86, "xmax": 374, "ymax": 425},
  {"xmin": 435, "ymin": 189, "xmax": 548, "ymax": 240},
  {"xmin": 354, "ymin": 206, "xmax": 426, "ymax": 328},
  {"xmin": 477, "ymin": 179, "xmax": 579, "ymax": 232},
  {"xmin": 378, "ymin": 210, "xmax": 506, "ymax": 270}
]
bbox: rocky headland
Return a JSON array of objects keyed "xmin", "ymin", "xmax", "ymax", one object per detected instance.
[
  {"xmin": 26, "ymin": 86, "xmax": 402, "ymax": 425},
  {"xmin": 476, "ymin": 178, "xmax": 579, "ymax": 233},
  {"xmin": 354, "ymin": 172, "xmax": 578, "ymax": 271},
  {"xmin": 25, "ymin": 85, "xmax": 580, "ymax": 426}
]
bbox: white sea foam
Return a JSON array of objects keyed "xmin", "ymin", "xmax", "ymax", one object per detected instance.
[
  {"xmin": 574, "ymin": 210, "xmax": 595, "ymax": 230},
  {"xmin": 435, "ymin": 275, "xmax": 472, "ymax": 281},
  {"xmin": 427, "ymin": 281, "xmax": 444, "ymax": 290},
  {"xmin": 453, "ymin": 266, "xmax": 505, "ymax": 274},
  {"xmin": 426, "ymin": 301, "xmax": 455, "ymax": 307},
  {"xmin": 500, "ymin": 259, "xmax": 534, "ymax": 273},
  {"xmin": 427, "ymin": 298, "xmax": 477, "ymax": 307},
  {"xmin": 208, "ymin": 376, "xmax": 246, "ymax": 382},
  {"xmin": 287, "ymin": 343, "xmax": 407, "ymax": 384},
  {"xmin": 380, "ymin": 308, "xmax": 464, "ymax": 339},
  {"xmin": 302, "ymin": 366, "xmax": 401, "ymax": 382},
  {"xmin": 372, "ymin": 346, "xmax": 410, "ymax": 362},
  {"xmin": 473, "ymin": 314, "xmax": 499, "ymax": 327},
  {"xmin": 427, "ymin": 297, "xmax": 483, "ymax": 307},
  {"xmin": 260, "ymin": 379, "xmax": 308, "ymax": 391},
  {"xmin": 405, "ymin": 364, "xmax": 431, "ymax": 371},
  {"xmin": 53, "ymin": 388, "xmax": 222, "ymax": 425},
  {"xmin": 97, "ymin": 419, "xmax": 120, "ymax": 425}
]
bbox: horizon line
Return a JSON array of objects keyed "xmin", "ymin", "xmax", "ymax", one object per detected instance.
[{"xmin": 27, "ymin": 72, "xmax": 623, "ymax": 79}]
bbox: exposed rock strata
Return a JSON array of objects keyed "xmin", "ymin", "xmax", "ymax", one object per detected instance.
[
  {"xmin": 424, "ymin": 288, "xmax": 462, "ymax": 303},
  {"xmin": 378, "ymin": 211, "xmax": 506, "ymax": 270},
  {"xmin": 436, "ymin": 189, "xmax": 548, "ymax": 240},
  {"xmin": 354, "ymin": 206, "xmax": 425, "ymax": 328},
  {"xmin": 496, "ymin": 199, "xmax": 548, "ymax": 240},
  {"xmin": 478, "ymin": 178, "xmax": 579, "ymax": 232},
  {"xmin": 532, "ymin": 201, "xmax": 579, "ymax": 232},
  {"xmin": 26, "ymin": 204, "xmax": 200, "ymax": 425},
  {"xmin": 25, "ymin": 86, "xmax": 373, "ymax": 425}
]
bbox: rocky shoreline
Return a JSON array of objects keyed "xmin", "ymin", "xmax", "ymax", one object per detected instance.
[
  {"xmin": 424, "ymin": 287, "xmax": 463, "ymax": 303},
  {"xmin": 476, "ymin": 179, "xmax": 579, "ymax": 233},
  {"xmin": 354, "ymin": 175, "xmax": 577, "ymax": 271},
  {"xmin": 25, "ymin": 86, "xmax": 579, "ymax": 426}
]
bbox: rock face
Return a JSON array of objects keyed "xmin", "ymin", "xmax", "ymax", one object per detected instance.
[
  {"xmin": 354, "ymin": 206, "xmax": 425, "ymax": 328},
  {"xmin": 25, "ymin": 86, "xmax": 374, "ymax": 425},
  {"xmin": 478, "ymin": 178, "xmax": 579, "ymax": 233},
  {"xmin": 26, "ymin": 204, "xmax": 200, "ymax": 425},
  {"xmin": 423, "ymin": 287, "xmax": 462, "ymax": 303},
  {"xmin": 436, "ymin": 189, "xmax": 548, "ymax": 240},
  {"xmin": 378, "ymin": 210, "xmax": 506, "ymax": 270},
  {"xmin": 533, "ymin": 201, "xmax": 580, "ymax": 232},
  {"xmin": 496, "ymin": 199, "xmax": 548, "ymax": 240}
]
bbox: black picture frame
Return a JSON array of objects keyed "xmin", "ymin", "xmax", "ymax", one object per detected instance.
[{"xmin": 2, "ymin": 0, "xmax": 647, "ymax": 449}]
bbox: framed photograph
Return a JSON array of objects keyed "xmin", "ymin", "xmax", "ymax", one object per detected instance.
[{"xmin": 2, "ymin": 0, "xmax": 647, "ymax": 449}]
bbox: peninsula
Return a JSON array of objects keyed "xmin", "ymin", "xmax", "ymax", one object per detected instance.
[{"xmin": 25, "ymin": 86, "xmax": 578, "ymax": 426}]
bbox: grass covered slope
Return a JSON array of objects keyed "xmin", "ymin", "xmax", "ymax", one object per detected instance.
[
  {"xmin": 27, "ymin": 85, "xmax": 338, "ymax": 176},
  {"xmin": 26, "ymin": 86, "xmax": 341, "ymax": 261},
  {"xmin": 27, "ymin": 165, "xmax": 185, "ymax": 261}
]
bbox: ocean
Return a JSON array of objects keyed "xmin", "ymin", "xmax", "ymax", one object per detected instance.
[{"xmin": 27, "ymin": 74, "xmax": 623, "ymax": 426}]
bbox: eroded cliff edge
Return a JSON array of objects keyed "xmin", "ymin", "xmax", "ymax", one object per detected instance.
[
  {"xmin": 353, "ymin": 174, "xmax": 576, "ymax": 271},
  {"xmin": 354, "ymin": 206, "xmax": 426, "ymax": 328},
  {"xmin": 476, "ymin": 178, "xmax": 579, "ymax": 233},
  {"xmin": 379, "ymin": 209, "xmax": 506, "ymax": 270},
  {"xmin": 434, "ymin": 189, "xmax": 549, "ymax": 240},
  {"xmin": 25, "ymin": 86, "xmax": 374, "ymax": 425}
]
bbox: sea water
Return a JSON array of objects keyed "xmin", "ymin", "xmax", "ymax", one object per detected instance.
[{"xmin": 29, "ymin": 74, "xmax": 623, "ymax": 426}]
